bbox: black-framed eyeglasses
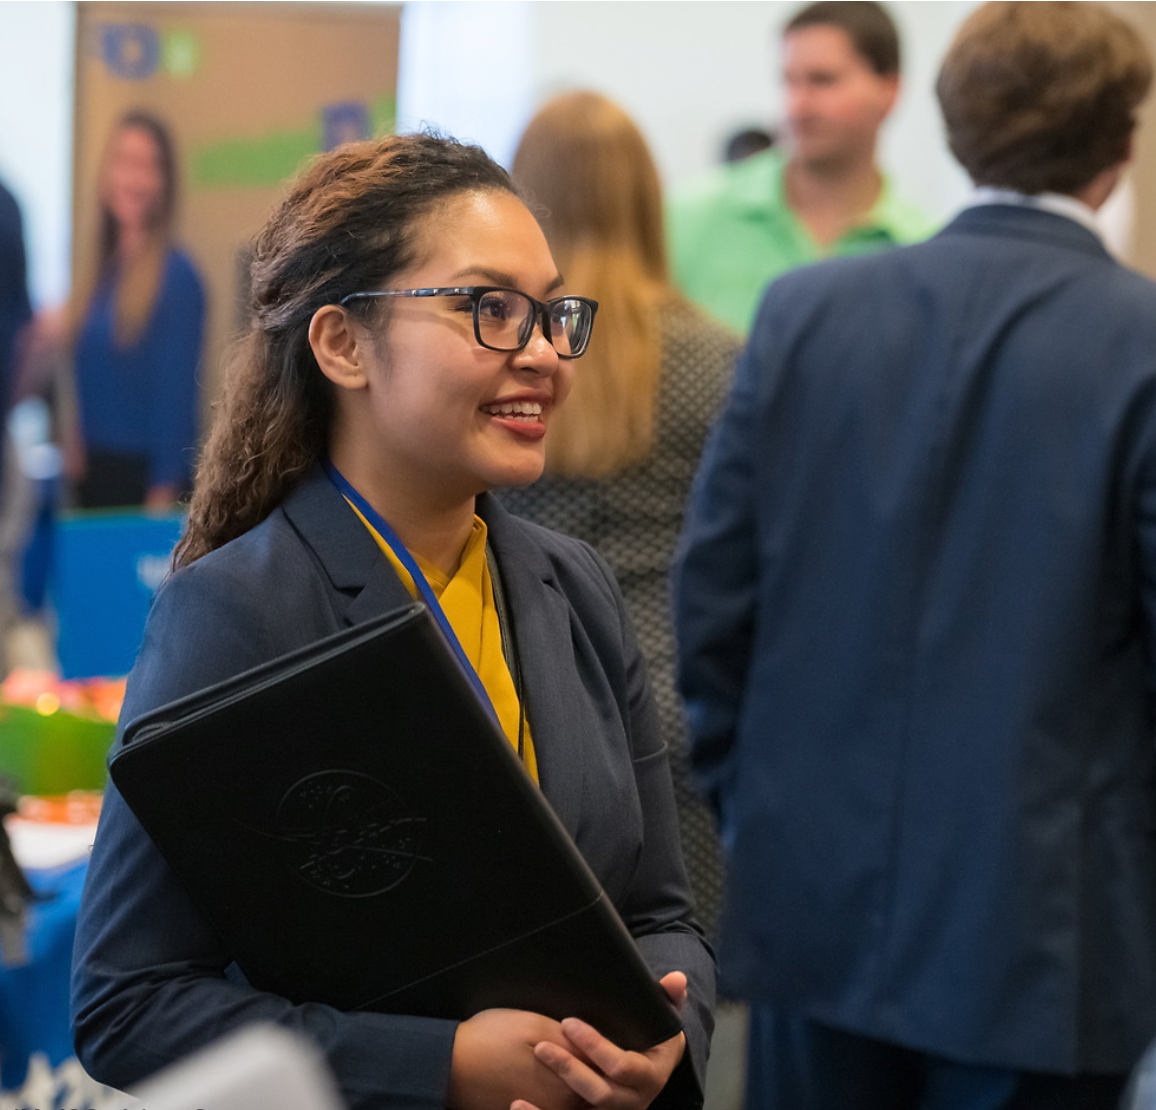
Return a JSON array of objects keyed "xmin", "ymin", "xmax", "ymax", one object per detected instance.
[{"xmin": 339, "ymin": 286, "xmax": 599, "ymax": 359}]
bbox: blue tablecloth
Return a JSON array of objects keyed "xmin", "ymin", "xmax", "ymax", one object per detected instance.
[{"xmin": 0, "ymin": 858, "xmax": 87, "ymax": 1089}]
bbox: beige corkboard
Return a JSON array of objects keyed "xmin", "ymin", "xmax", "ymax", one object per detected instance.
[
  {"xmin": 1110, "ymin": 1, "xmax": 1156, "ymax": 282},
  {"xmin": 73, "ymin": 2, "xmax": 400, "ymax": 418}
]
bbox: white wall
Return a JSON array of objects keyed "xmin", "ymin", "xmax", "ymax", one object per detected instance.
[
  {"xmin": 527, "ymin": 1, "xmax": 778, "ymax": 185},
  {"xmin": 0, "ymin": 1, "xmax": 74, "ymax": 308},
  {"xmin": 399, "ymin": 1, "xmax": 980, "ymax": 224},
  {"xmin": 0, "ymin": 0, "xmax": 980, "ymax": 312},
  {"xmin": 396, "ymin": 1, "xmax": 535, "ymax": 172}
]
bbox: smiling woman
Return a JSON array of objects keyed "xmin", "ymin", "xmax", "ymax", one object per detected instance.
[
  {"xmin": 69, "ymin": 133, "xmax": 715, "ymax": 1110},
  {"xmin": 309, "ymin": 188, "xmax": 580, "ymax": 564}
]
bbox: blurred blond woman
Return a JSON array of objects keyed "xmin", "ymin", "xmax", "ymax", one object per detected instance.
[{"xmin": 504, "ymin": 91, "xmax": 741, "ymax": 937}]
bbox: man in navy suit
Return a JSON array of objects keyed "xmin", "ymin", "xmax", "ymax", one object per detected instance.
[{"xmin": 675, "ymin": 3, "xmax": 1156, "ymax": 1108}]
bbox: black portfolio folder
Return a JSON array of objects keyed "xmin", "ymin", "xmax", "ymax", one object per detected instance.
[{"xmin": 110, "ymin": 603, "xmax": 681, "ymax": 1051}]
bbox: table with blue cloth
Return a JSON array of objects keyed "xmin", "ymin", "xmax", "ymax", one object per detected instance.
[{"xmin": 0, "ymin": 858, "xmax": 87, "ymax": 1090}]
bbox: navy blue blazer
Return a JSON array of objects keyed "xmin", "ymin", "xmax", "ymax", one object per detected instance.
[
  {"xmin": 675, "ymin": 204, "xmax": 1156, "ymax": 1075},
  {"xmin": 73, "ymin": 468, "xmax": 715, "ymax": 1110}
]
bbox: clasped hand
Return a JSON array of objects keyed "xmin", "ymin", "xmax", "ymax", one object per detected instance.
[{"xmin": 448, "ymin": 971, "xmax": 688, "ymax": 1110}]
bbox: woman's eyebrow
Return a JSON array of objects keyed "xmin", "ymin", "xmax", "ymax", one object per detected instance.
[
  {"xmin": 451, "ymin": 266, "xmax": 516, "ymax": 286},
  {"xmin": 451, "ymin": 266, "xmax": 565, "ymax": 293}
]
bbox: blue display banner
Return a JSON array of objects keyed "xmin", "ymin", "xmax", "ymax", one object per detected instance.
[{"xmin": 53, "ymin": 510, "xmax": 185, "ymax": 680}]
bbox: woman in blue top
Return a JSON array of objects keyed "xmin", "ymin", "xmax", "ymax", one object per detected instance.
[{"xmin": 73, "ymin": 110, "xmax": 205, "ymax": 510}]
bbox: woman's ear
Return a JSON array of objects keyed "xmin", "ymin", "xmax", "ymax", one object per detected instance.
[{"xmin": 309, "ymin": 304, "xmax": 369, "ymax": 391}]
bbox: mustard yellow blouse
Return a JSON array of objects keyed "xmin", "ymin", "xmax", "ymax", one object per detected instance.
[{"xmin": 347, "ymin": 505, "xmax": 538, "ymax": 782}]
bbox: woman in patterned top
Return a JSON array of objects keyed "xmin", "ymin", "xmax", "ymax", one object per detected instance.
[{"xmin": 504, "ymin": 92, "xmax": 742, "ymax": 939}]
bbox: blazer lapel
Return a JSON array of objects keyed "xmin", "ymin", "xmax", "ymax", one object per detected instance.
[
  {"xmin": 480, "ymin": 495, "xmax": 590, "ymax": 835},
  {"xmin": 284, "ymin": 479, "xmax": 596, "ymax": 834},
  {"xmin": 280, "ymin": 466, "xmax": 413, "ymax": 626}
]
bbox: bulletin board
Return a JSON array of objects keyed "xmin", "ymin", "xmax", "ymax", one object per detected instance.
[{"xmin": 73, "ymin": 1, "xmax": 401, "ymax": 410}]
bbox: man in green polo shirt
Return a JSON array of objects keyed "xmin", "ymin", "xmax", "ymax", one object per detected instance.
[{"xmin": 669, "ymin": 1, "xmax": 936, "ymax": 336}]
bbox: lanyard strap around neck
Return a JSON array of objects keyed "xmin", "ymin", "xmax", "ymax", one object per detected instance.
[{"xmin": 323, "ymin": 460, "xmax": 498, "ymax": 721}]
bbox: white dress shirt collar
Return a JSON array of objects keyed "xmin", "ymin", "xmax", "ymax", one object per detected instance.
[{"xmin": 963, "ymin": 186, "xmax": 1103, "ymax": 240}]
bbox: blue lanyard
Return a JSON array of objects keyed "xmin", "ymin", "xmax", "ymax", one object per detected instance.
[{"xmin": 323, "ymin": 460, "xmax": 498, "ymax": 721}]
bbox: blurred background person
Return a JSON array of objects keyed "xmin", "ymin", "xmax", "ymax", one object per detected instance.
[
  {"xmin": 722, "ymin": 127, "xmax": 775, "ymax": 165},
  {"xmin": 503, "ymin": 90, "xmax": 741, "ymax": 943},
  {"xmin": 0, "ymin": 176, "xmax": 31, "ymax": 477},
  {"xmin": 0, "ymin": 175, "xmax": 32, "ymax": 673},
  {"xmin": 70, "ymin": 110, "xmax": 204, "ymax": 511},
  {"xmin": 676, "ymin": 3, "xmax": 1156, "ymax": 1107},
  {"xmin": 668, "ymin": 1, "xmax": 935, "ymax": 336}
]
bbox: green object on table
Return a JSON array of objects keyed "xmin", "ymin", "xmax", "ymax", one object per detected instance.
[{"xmin": 0, "ymin": 704, "xmax": 113, "ymax": 795}]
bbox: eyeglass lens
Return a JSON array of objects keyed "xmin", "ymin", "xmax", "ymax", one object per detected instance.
[{"xmin": 475, "ymin": 290, "xmax": 591, "ymax": 357}]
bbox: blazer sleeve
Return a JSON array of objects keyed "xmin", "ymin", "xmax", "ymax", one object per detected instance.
[
  {"xmin": 1129, "ymin": 377, "xmax": 1156, "ymax": 682},
  {"xmin": 673, "ymin": 299, "xmax": 770, "ymax": 817},
  {"xmin": 574, "ymin": 541, "xmax": 718, "ymax": 1109},
  {"xmin": 70, "ymin": 558, "xmax": 459, "ymax": 1110}
]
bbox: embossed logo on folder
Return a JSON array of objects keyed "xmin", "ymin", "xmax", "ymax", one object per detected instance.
[{"xmin": 247, "ymin": 770, "xmax": 429, "ymax": 897}]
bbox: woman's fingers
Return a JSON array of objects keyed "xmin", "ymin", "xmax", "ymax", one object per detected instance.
[
  {"xmin": 659, "ymin": 971, "xmax": 688, "ymax": 1010},
  {"xmin": 530, "ymin": 1016, "xmax": 687, "ymax": 1110}
]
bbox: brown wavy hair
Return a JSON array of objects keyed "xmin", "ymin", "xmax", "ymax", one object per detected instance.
[
  {"xmin": 936, "ymin": 2, "xmax": 1151, "ymax": 195},
  {"xmin": 512, "ymin": 92, "xmax": 673, "ymax": 478},
  {"xmin": 174, "ymin": 134, "xmax": 516, "ymax": 567}
]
